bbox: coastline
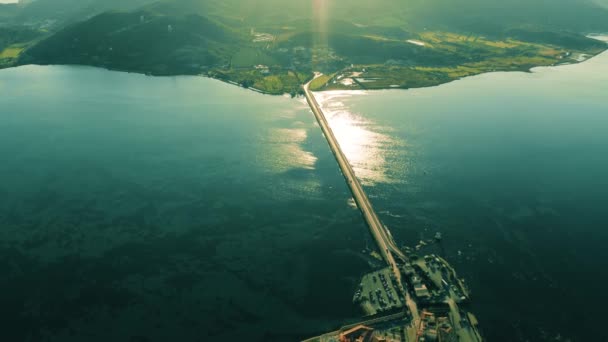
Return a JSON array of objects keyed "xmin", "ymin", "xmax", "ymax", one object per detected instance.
[
  {"xmin": 318, "ymin": 48, "xmax": 608, "ymax": 98},
  {"xmin": 2, "ymin": 35, "xmax": 606, "ymax": 97}
]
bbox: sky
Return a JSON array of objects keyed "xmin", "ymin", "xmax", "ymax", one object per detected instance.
[{"xmin": 0, "ymin": 0, "xmax": 18, "ymax": 4}]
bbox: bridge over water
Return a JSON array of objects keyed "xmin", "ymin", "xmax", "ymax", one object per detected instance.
[
  {"xmin": 302, "ymin": 77, "xmax": 419, "ymax": 323},
  {"xmin": 302, "ymin": 76, "xmax": 484, "ymax": 342}
]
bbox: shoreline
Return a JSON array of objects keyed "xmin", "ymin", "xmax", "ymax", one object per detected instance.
[
  {"xmin": 2, "ymin": 39, "xmax": 606, "ymax": 97},
  {"xmin": 334, "ymin": 49, "xmax": 608, "ymax": 96}
]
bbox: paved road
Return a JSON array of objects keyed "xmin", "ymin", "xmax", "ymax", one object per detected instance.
[
  {"xmin": 303, "ymin": 77, "xmax": 419, "ymax": 324},
  {"xmin": 302, "ymin": 312, "xmax": 407, "ymax": 342}
]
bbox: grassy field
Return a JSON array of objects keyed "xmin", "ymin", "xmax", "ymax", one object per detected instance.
[
  {"xmin": 210, "ymin": 68, "xmax": 309, "ymax": 95},
  {"xmin": 0, "ymin": 46, "xmax": 23, "ymax": 58},
  {"xmin": 309, "ymin": 74, "xmax": 333, "ymax": 91},
  {"xmin": 0, "ymin": 45, "xmax": 26, "ymax": 68}
]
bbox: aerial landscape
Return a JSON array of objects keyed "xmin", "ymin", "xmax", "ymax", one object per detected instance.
[{"xmin": 1, "ymin": 0, "xmax": 608, "ymax": 341}]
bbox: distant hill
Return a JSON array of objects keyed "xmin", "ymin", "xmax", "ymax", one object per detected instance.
[
  {"xmin": 4, "ymin": 0, "xmax": 608, "ymax": 33},
  {"xmin": 2, "ymin": 0, "xmax": 159, "ymax": 28},
  {"xmin": 0, "ymin": 3, "xmax": 19, "ymax": 20},
  {"xmin": 144, "ymin": 0, "xmax": 608, "ymax": 33},
  {"xmin": 21, "ymin": 10, "xmax": 242, "ymax": 75},
  {"xmin": 403, "ymin": 0, "xmax": 608, "ymax": 32}
]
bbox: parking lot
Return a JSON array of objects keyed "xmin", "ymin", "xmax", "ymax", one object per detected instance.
[{"xmin": 353, "ymin": 267, "xmax": 405, "ymax": 315}]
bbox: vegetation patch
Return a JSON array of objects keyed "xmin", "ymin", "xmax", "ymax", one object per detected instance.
[
  {"xmin": 0, "ymin": 46, "xmax": 24, "ymax": 59},
  {"xmin": 309, "ymin": 74, "xmax": 333, "ymax": 91},
  {"xmin": 231, "ymin": 47, "xmax": 276, "ymax": 67}
]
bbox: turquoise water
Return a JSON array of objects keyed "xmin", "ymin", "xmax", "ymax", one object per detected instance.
[
  {"xmin": 317, "ymin": 50, "xmax": 608, "ymax": 341},
  {"xmin": 2, "ymin": 48, "xmax": 608, "ymax": 342},
  {"xmin": 0, "ymin": 65, "xmax": 373, "ymax": 341}
]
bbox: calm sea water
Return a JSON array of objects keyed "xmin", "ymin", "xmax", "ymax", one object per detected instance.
[
  {"xmin": 0, "ymin": 65, "xmax": 372, "ymax": 341},
  {"xmin": 2, "ymin": 47, "xmax": 607, "ymax": 342},
  {"xmin": 316, "ymin": 49, "xmax": 608, "ymax": 342}
]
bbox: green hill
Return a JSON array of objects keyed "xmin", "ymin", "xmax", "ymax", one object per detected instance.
[
  {"xmin": 145, "ymin": 0, "xmax": 608, "ymax": 32},
  {"xmin": 7, "ymin": 0, "xmax": 608, "ymax": 94},
  {"xmin": 6, "ymin": 0, "xmax": 159, "ymax": 28},
  {"xmin": 22, "ymin": 10, "xmax": 242, "ymax": 75}
]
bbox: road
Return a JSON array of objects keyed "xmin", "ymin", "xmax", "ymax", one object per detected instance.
[
  {"xmin": 303, "ymin": 76, "xmax": 419, "ymax": 324},
  {"xmin": 301, "ymin": 312, "xmax": 407, "ymax": 342}
]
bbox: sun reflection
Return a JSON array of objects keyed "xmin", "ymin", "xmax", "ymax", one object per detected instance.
[
  {"xmin": 257, "ymin": 127, "xmax": 318, "ymax": 173},
  {"xmin": 312, "ymin": 0, "xmax": 329, "ymax": 69},
  {"xmin": 315, "ymin": 91, "xmax": 401, "ymax": 186}
]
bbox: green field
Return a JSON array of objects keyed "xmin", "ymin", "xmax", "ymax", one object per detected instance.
[
  {"xmin": 0, "ymin": 46, "xmax": 23, "ymax": 58},
  {"xmin": 309, "ymin": 74, "xmax": 333, "ymax": 91}
]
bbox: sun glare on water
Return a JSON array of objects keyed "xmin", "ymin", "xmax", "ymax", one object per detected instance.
[{"xmin": 315, "ymin": 91, "xmax": 403, "ymax": 186}]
